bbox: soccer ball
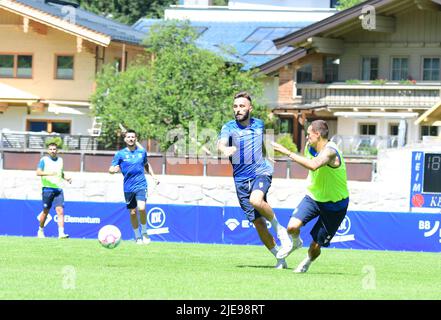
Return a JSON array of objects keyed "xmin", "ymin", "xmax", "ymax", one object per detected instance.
[{"xmin": 98, "ymin": 225, "xmax": 122, "ymax": 249}]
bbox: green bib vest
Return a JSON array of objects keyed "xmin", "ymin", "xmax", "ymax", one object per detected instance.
[
  {"xmin": 305, "ymin": 141, "xmax": 349, "ymax": 202},
  {"xmin": 40, "ymin": 156, "xmax": 64, "ymax": 189}
]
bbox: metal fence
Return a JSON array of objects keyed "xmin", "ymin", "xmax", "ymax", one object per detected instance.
[
  {"xmin": 0, "ymin": 131, "xmax": 103, "ymax": 151},
  {"xmin": 331, "ymin": 135, "xmax": 400, "ymax": 156}
]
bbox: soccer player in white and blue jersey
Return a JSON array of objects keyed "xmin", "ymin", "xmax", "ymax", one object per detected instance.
[
  {"xmin": 36, "ymin": 143, "xmax": 71, "ymax": 239},
  {"xmin": 217, "ymin": 91, "xmax": 293, "ymax": 269},
  {"xmin": 109, "ymin": 129, "xmax": 159, "ymax": 244}
]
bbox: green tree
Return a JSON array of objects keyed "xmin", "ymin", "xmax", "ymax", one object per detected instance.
[
  {"xmin": 336, "ymin": 0, "xmax": 366, "ymax": 10},
  {"xmin": 91, "ymin": 20, "xmax": 267, "ymax": 152},
  {"xmin": 74, "ymin": 0, "xmax": 177, "ymax": 24}
]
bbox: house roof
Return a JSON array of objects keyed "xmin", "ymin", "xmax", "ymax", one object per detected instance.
[
  {"xmin": 273, "ymin": 0, "xmax": 441, "ymax": 48},
  {"xmin": 5, "ymin": 0, "xmax": 146, "ymax": 46},
  {"xmin": 132, "ymin": 19, "xmax": 315, "ymax": 70},
  {"xmin": 257, "ymin": 48, "xmax": 307, "ymax": 75}
]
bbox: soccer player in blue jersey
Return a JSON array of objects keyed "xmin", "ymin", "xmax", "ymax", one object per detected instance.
[
  {"xmin": 109, "ymin": 129, "xmax": 159, "ymax": 244},
  {"xmin": 217, "ymin": 91, "xmax": 294, "ymax": 269}
]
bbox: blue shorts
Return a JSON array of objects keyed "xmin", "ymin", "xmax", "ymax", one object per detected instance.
[
  {"xmin": 42, "ymin": 188, "xmax": 64, "ymax": 210},
  {"xmin": 293, "ymin": 195, "xmax": 349, "ymax": 247},
  {"xmin": 124, "ymin": 189, "xmax": 147, "ymax": 209},
  {"xmin": 234, "ymin": 175, "xmax": 272, "ymax": 222}
]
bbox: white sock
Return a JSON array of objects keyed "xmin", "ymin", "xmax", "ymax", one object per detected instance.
[
  {"xmin": 133, "ymin": 228, "xmax": 141, "ymax": 239},
  {"xmin": 58, "ymin": 227, "xmax": 64, "ymax": 235},
  {"xmin": 304, "ymin": 254, "xmax": 312, "ymax": 264},
  {"xmin": 270, "ymin": 216, "xmax": 285, "ymax": 234},
  {"xmin": 270, "ymin": 246, "xmax": 278, "ymax": 257},
  {"xmin": 39, "ymin": 226, "xmax": 44, "ymax": 232},
  {"xmin": 141, "ymin": 224, "xmax": 147, "ymax": 234}
]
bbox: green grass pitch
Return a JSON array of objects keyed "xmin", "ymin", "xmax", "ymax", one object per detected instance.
[{"xmin": 0, "ymin": 236, "xmax": 440, "ymax": 300}]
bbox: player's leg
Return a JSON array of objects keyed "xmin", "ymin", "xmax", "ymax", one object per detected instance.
[
  {"xmin": 125, "ymin": 192, "xmax": 142, "ymax": 243},
  {"xmin": 294, "ymin": 201, "xmax": 348, "ymax": 273},
  {"xmin": 249, "ymin": 175, "xmax": 293, "ymax": 255},
  {"xmin": 252, "ymin": 217, "xmax": 287, "ymax": 269},
  {"xmin": 136, "ymin": 189, "xmax": 150, "ymax": 244},
  {"xmin": 235, "ymin": 179, "xmax": 286, "ymax": 269},
  {"xmin": 38, "ymin": 188, "xmax": 55, "ymax": 238},
  {"xmin": 277, "ymin": 195, "xmax": 320, "ymax": 259},
  {"xmin": 294, "ymin": 241, "xmax": 320, "ymax": 273},
  {"xmin": 54, "ymin": 190, "xmax": 69, "ymax": 238},
  {"xmin": 38, "ymin": 208, "xmax": 50, "ymax": 238}
]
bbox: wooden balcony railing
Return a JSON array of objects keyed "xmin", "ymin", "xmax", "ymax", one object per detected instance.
[{"xmin": 297, "ymin": 82, "xmax": 441, "ymax": 108}]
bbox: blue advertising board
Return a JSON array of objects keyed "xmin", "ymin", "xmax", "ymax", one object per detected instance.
[{"xmin": 0, "ymin": 199, "xmax": 440, "ymax": 252}]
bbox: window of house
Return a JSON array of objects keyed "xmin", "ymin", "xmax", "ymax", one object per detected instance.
[
  {"xmin": 360, "ymin": 124, "xmax": 376, "ymax": 135},
  {"xmin": 421, "ymin": 125, "xmax": 439, "ymax": 138},
  {"xmin": 389, "ymin": 123, "xmax": 399, "ymax": 136},
  {"xmin": 391, "ymin": 57, "xmax": 409, "ymax": 81},
  {"xmin": 423, "ymin": 57, "xmax": 440, "ymax": 81},
  {"xmin": 0, "ymin": 54, "xmax": 33, "ymax": 78},
  {"xmin": 279, "ymin": 117, "xmax": 293, "ymax": 135},
  {"xmin": 330, "ymin": 0, "xmax": 339, "ymax": 7},
  {"xmin": 27, "ymin": 120, "xmax": 71, "ymax": 134},
  {"xmin": 17, "ymin": 55, "xmax": 33, "ymax": 78},
  {"xmin": 323, "ymin": 56, "xmax": 339, "ymax": 83},
  {"xmin": 55, "ymin": 55, "xmax": 74, "ymax": 79},
  {"xmin": 0, "ymin": 55, "xmax": 14, "ymax": 77},
  {"xmin": 296, "ymin": 64, "xmax": 312, "ymax": 96},
  {"xmin": 361, "ymin": 57, "xmax": 379, "ymax": 80}
]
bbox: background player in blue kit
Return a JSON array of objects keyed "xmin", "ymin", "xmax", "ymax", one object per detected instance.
[
  {"xmin": 109, "ymin": 129, "xmax": 159, "ymax": 244},
  {"xmin": 217, "ymin": 91, "xmax": 295, "ymax": 269}
]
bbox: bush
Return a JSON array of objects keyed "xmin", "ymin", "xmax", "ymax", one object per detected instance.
[
  {"xmin": 45, "ymin": 136, "xmax": 64, "ymax": 149},
  {"xmin": 274, "ymin": 134, "xmax": 298, "ymax": 157}
]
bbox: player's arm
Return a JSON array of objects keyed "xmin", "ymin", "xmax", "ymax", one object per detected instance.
[
  {"xmin": 109, "ymin": 152, "xmax": 121, "ymax": 174},
  {"xmin": 62, "ymin": 170, "xmax": 72, "ymax": 184},
  {"xmin": 217, "ymin": 138, "xmax": 236, "ymax": 157},
  {"xmin": 217, "ymin": 125, "xmax": 237, "ymax": 158},
  {"xmin": 108, "ymin": 165, "xmax": 120, "ymax": 174},
  {"xmin": 36, "ymin": 160, "xmax": 56, "ymax": 176},
  {"xmin": 271, "ymin": 142, "xmax": 336, "ymax": 171},
  {"xmin": 36, "ymin": 168, "xmax": 57, "ymax": 176},
  {"xmin": 145, "ymin": 162, "xmax": 159, "ymax": 185}
]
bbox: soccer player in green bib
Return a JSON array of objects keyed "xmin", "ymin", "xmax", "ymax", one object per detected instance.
[
  {"xmin": 272, "ymin": 120, "xmax": 349, "ymax": 273},
  {"xmin": 36, "ymin": 142, "xmax": 72, "ymax": 239}
]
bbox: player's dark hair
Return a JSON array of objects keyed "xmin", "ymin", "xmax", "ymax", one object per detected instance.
[
  {"xmin": 310, "ymin": 120, "xmax": 329, "ymax": 139},
  {"xmin": 234, "ymin": 91, "xmax": 252, "ymax": 103},
  {"xmin": 47, "ymin": 142, "xmax": 58, "ymax": 148},
  {"xmin": 125, "ymin": 129, "xmax": 137, "ymax": 137}
]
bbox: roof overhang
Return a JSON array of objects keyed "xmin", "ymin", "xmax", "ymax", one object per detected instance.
[
  {"xmin": 415, "ymin": 99, "xmax": 441, "ymax": 125},
  {"xmin": 273, "ymin": 0, "xmax": 441, "ymax": 49},
  {"xmin": 0, "ymin": 0, "xmax": 111, "ymax": 46},
  {"xmin": 257, "ymin": 48, "xmax": 307, "ymax": 75},
  {"xmin": 335, "ymin": 111, "xmax": 419, "ymax": 119}
]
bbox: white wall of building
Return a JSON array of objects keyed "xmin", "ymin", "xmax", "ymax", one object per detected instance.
[
  {"xmin": 228, "ymin": 0, "xmax": 334, "ymax": 10},
  {"xmin": 165, "ymin": 9, "xmax": 335, "ymax": 22},
  {"xmin": 259, "ymin": 76, "xmax": 279, "ymax": 107},
  {"xmin": 336, "ymin": 116, "xmax": 420, "ymax": 143},
  {"xmin": 0, "ymin": 107, "xmax": 93, "ymax": 135}
]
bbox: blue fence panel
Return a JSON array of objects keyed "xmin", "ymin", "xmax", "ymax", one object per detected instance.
[{"xmin": 0, "ymin": 199, "xmax": 440, "ymax": 252}]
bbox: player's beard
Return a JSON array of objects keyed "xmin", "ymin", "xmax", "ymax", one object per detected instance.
[
  {"xmin": 235, "ymin": 110, "xmax": 250, "ymax": 122},
  {"xmin": 126, "ymin": 140, "xmax": 136, "ymax": 147}
]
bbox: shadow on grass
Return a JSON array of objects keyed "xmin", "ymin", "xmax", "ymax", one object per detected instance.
[
  {"xmin": 236, "ymin": 265, "xmax": 359, "ymax": 276},
  {"xmin": 236, "ymin": 265, "xmax": 279, "ymax": 269}
]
